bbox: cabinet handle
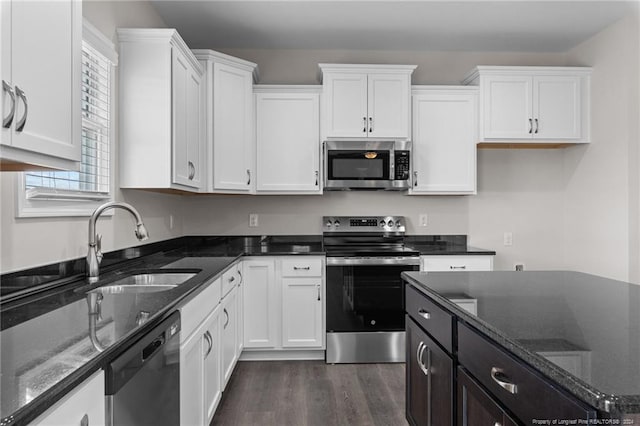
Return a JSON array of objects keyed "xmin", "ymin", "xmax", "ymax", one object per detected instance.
[
  {"xmin": 362, "ymin": 116, "xmax": 367, "ymax": 133},
  {"xmin": 490, "ymin": 367, "xmax": 518, "ymax": 394},
  {"xmin": 528, "ymin": 118, "xmax": 533, "ymax": 134},
  {"xmin": 369, "ymin": 117, "xmax": 373, "ymax": 133},
  {"xmin": 315, "ymin": 170, "xmax": 319, "ymax": 186},
  {"xmin": 534, "ymin": 118, "xmax": 539, "ymax": 134},
  {"xmin": 80, "ymin": 414, "xmax": 89, "ymax": 426},
  {"xmin": 416, "ymin": 341, "xmax": 424, "ymax": 368},
  {"xmin": 494, "ymin": 423, "xmax": 502, "ymax": 426},
  {"xmin": 418, "ymin": 309, "xmax": 431, "ymax": 320},
  {"xmin": 317, "ymin": 284, "xmax": 321, "ymax": 301},
  {"xmin": 15, "ymin": 86, "xmax": 27, "ymax": 132},
  {"xmin": 2, "ymin": 81, "xmax": 15, "ymax": 128},
  {"xmin": 204, "ymin": 330, "xmax": 213, "ymax": 358},
  {"xmin": 237, "ymin": 269, "xmax": 243, "ymax": 285},
  {"xmin": 188, "ymin": 161, "xmax": 195, "ymax": 180},
  {"xmin": 293, "ymin": 266, "xmax": 310, "ymax": 270},
  {"xmin": 449, "ymin": 265, "xmax": 466, "ymax": 270},
  {"xmin": 246, "ymin": 169, "xmax": 251, "ymax": 185},
  {"xmin": 223, "ymin": 308, "xmax": 229, "ymax": 329},
  {"xmin": 419, "ymin": 343, "xmax": 431, "ymax": 377},
  {"xmin": 413, "ymin": 171, "xmax": 418, "ymax": 187}
]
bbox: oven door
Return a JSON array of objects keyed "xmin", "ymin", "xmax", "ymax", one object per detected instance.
[
  {"xmin": 324, "ymin": 141, "xmax": 392, "ymax": 189},
  {"xmin": 326, "ymin": 257, "xmax": 420, "ymax": 332}
]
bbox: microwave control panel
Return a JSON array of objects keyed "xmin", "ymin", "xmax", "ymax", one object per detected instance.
[{"xmin": 394, "ymin": 151, "xmax": 411, "ymax": 180}]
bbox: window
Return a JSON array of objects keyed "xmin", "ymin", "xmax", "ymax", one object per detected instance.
[{"xmin": 17, "ymin": 21, "xmax": 118, "ymax": 217}]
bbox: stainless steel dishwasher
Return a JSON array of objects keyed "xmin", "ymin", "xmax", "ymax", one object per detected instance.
[{"xmin": 105, "ymin": 311, "xmax": 181, "ymax": 426}]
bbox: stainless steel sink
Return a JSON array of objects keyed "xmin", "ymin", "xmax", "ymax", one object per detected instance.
[{"xmin": 90, "ymin": 272, "xmax": 197, "ymax": 294}]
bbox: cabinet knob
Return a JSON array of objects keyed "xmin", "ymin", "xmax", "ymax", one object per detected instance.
[{"xmin": 2, "ymin": 81, "xmax": 16, "ymax": 128}]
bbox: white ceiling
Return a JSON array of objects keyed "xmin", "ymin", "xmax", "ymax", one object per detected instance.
[{"xmin": 150, "ymin": 0, "xmax": 637, "ymax": 52}]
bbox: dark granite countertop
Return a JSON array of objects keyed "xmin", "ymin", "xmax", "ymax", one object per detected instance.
[
  {"xmin": 402, "ymin": 270, "xmax": 640, "ymax": 416},
  {"xmin": 0, "ymin": 235, "xmax": 323, "ymax": 426},
  {"xmin": 404, "ymin": 235, "xmax": 496, "ymax": 255}
]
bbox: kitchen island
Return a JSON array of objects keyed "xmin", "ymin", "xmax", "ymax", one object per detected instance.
[{"xmin": 402, "ymin": 270, "xmax": 640, "ymax": 424}]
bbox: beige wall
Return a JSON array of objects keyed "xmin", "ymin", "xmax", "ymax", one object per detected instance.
[
  {"xmin": 0, "ymin": 1, "xmax": 185, "ymax": 273},
  {"xmin": 563, "ymin": 10, "xmax": 640, "ymax": 282}
]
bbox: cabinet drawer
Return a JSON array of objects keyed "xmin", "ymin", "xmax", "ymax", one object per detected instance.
[
  {"xmin": 180, "ymin": 277, "xmax": 222, "ymax": 341},
  {"xmin": 281, "ymin": 258, "xmax": 322, "ymax": 277},
  {"xmin": 405, "ymin": 285, "xmax": 454, "ymax": 354},
  {"xmin": 222, "ymin": 263, "xmax": 241, "ymax": 297},
  {"xmin": 421, "ymin": 255, "xmax": 493, "ymax": 272},
  {"xmin": 457, "ymin": 322, "xmax": 596, "ymax": 423}
]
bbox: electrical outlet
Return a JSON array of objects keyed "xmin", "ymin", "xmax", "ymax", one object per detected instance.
[
  {"xmin": 249, "ymin": 213, "xmax": 259, "ymax": 227},
  {"xmin": 169, "ymin": 214, "xmax": 174, "ymax": 230},
  {"xmin": 419, "ymin": 214, "xmax": 428, "ymax": 227},
  {"xmin": 515, "ymin": 263, "xmax": 525, "ymax": 271},
  {"xmin": 503, "ymin": 232, "xmax": 513, "ymax": 246}
]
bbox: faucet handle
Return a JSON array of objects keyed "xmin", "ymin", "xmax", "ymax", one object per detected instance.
[{"xmin": 96, "ymin": 234, "xmax": 103, "ymax": 264}]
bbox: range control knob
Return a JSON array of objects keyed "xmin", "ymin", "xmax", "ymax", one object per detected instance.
[
  {"xmin": 325, "ymin": 220, "xmax": 333, "ymax": 228},
  {"xmin": 334, "ymin": 220, "xmax": 341, "ymax": 228},
  {"xmin": 395, "ymin": 220, "xmax": 402, "ymax": 228},
  {"xmin": 387, "ymin": 219, "xmax": 394, "ymax": 227},
  {"xmin": 379, "ymin": 220, "xmax": 386, "ymax": 227}
]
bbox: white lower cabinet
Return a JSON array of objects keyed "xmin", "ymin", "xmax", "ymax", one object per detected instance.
[
  {"xmin": 221, "ymin": 284, "xmax": 239, "ymax": 387},
  {"xmin": 29, "ymin": 370, "xmax": 105, "ymax": 426},
  {"xmin": 420, "ymin": 255, "xmax": 494, "ymax": 272},
  {"xmin": 242, "ymin": 256, "xmax": 325, "ymax": 357},
  {"xmin": 178, "ymin": 276, "xmax": 223, "ymax": 426}
]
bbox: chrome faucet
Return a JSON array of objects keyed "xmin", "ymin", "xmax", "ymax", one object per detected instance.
[{"xmin": 87, "ymin": 201, "xmax": 149, "ymax": 283}]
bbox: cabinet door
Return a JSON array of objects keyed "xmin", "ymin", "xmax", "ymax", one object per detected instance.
[
  {"xmin": 181, "ymin": 323, "xmax": 206, "ymax": 426},
  {"xmin": 221, "ymin": 286, "xmax": 239, "ymax": 387},
  {"xmin": 204, "ymin": 307, "xmax": 222, "ymax": 424},
  {"xmin": 242, "ymin": 259, "xmax": 278, "ymax": 348},
  {"xmin": 172, "ymin": 48, "xmax": 201, "ymax": 189},
  {"xmin": 368, "ymin": 73, "xmax": 411, "ymax": 139},
  {"xmin": 412, "ymin": 90, "xmax": 477, "ymax": 194},
  {"xmin": 30, "ymin": 370, "xmax": 105, "ymax": 426},
  {"xmin": 482, "ymin": 75, "xmax": 533, "ymax": 139},
  {"xmin": 457, "ymin": 367, "xmax": 518, "ymax": 426},
  {"xmin": 213, "ymin": 62, "xmax": 253, "ymax": 191},
  {"xmin": 533, "ymin": 75, "xmax": 581, "ymax": 139},
  {"xmin": 324, "ymin": 72, "xmax": 368, "ymax": 138},
  {"xmin": 2, "ymin": 0, "xmax": 80, "ymax": 164},
  {"xmin": 282, "ymin": 277, "xmax": 323, "ymax": 348},
  {"xmin": 255, "ymin": 92, "xmax": 320, "ymax": 192},
  {"xmin": 406, "ymin": 316, "xmax": 453, "ymax": 426}
]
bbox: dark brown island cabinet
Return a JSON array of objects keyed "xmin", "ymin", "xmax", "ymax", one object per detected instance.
[{"xmin": 405, "ymin": 284, "xmax": 599, "ymax": 426}]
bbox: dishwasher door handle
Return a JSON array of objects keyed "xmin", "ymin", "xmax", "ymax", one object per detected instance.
[{"xmin": 142, "ymin": 333, "xmax": 166, "ymax": 362}]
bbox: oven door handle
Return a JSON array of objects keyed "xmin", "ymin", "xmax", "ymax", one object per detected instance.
[{"xmin": 326, "ymin": 256, "xmax": 421, "ymax": 266}]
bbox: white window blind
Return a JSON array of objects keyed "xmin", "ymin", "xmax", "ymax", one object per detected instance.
[{"xmin": 24, "ymin": 41, "xmax": 111, "ymax": 200}]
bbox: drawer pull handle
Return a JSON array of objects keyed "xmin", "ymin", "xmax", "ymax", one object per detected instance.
[
  {"xmin": 490, "ymin": 367, "xmax": 518, "ymax": 394},
  {"xmin": 293, "ymin": 266, "xmax": 311, "ymax": 270},
  {"xmin": 418, "ymin": 309, "xmax": 431, "ymax": 320},
  {"xmin": 450, "ymin": 265, "xmax": 466, "ymax": 270}
]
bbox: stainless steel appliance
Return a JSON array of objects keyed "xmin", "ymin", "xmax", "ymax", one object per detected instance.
[
  {"xmin": 105, "ymin": 311, "xmax": 181, "ymax": 426},
  {"xmin": 323, "ymin": 140, "xmax": 412, "ymax": 190},
  {"xmin": 324, "ymin": 216, "xmax": 420, "ymax": 363}
]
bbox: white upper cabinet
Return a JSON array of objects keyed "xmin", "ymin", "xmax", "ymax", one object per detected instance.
[
  {"xmin": 254, "ymin": 86, "xmax": 321, "ymax": 194},
  {"xmin": 118, "ymin": 29, "xmax": 203, "ymax": 192},
  {"xmin": 464, "ymin": 66, "xmax": 591, "ymax": 145},
  {"xmin": 320, "ymin": 64, "xmax": 415, "ymax": 139},
  {"xmin": 411, "ymin": 87, "xmax": 478, "ymax": 195},
  {"xmin": 1, "ymin": 0, "xmax": 81, "ymax": 171},
  {"xmin": 193, "ymin": 50, "xmax": 258, "ymax": 193}
]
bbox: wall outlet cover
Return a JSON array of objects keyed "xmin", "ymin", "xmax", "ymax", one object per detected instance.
[{"xmin": 249, "ymin": 213, "xmax": 259, "ymax": 227}]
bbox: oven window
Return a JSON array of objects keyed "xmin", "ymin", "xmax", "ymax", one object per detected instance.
[{"xmin": 328, "ymin": 151, "xmax": 390, "ymax": 180}]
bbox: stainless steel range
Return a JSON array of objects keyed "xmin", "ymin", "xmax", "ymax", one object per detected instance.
[{"xmin": 323, "ymin": 216, "xmax": 420, "ymax": 363}]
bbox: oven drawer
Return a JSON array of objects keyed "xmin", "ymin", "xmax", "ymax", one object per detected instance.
[
  {"xmin": 457, "ymin": 322, "xmax": 596, "ymax": 423},
  {"xmin": 405, "ymin": 284, "xmax": 454, "ymax": 354},
  {"xmin": 281, "ymin": 258, "xmax": 323, "ymax": 277}
]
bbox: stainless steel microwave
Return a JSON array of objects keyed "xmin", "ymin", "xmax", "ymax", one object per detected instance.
[{"xmin": 323, "ymin": 140, "xmax": 412, "ymax": 190}]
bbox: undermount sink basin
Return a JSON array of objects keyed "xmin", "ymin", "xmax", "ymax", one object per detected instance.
[{"xmin": 90, "ymin": 272, "xmax": 197, "ymax": 294}]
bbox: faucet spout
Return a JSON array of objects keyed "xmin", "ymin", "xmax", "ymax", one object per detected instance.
[{"xmin": 87, "ymin": 201, "xmax": 149, "ymax": 283}]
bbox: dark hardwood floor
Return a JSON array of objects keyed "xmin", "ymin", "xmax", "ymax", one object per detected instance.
[{"xmin": 211, "ymin": 361, "xmax": 408, "ymax": 426}]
